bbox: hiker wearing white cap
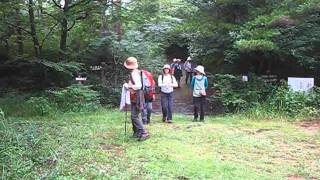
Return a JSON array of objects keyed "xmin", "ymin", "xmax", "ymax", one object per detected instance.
[
  {"xmin": 184, "ymin": 56, "xmax": 195, "ymax": 85},
  {"xmin": 158, "ymin": 64, "xmax": 178, "ymax": 123},
  {"xmin": 191, "ymin": 65, "xmax": 208, "ymax": 122},
  {"xmin": 123, "ymin": 57, "xmax": 149, "ymax": 141}
]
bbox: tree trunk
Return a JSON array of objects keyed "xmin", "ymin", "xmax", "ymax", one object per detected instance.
[
  {"xmin": 28, "ymin": 0, "xmax": 41, "ymax": 58},
  {"xmin": 15, "ymin": 8, "xmax": 23, "ymax": 55},
  {"xmin": 5, "ymin": 39, "xmax": 9, "ymax": 55},
  {"xmin": 59, "ymin": 0, "xmax": 70, "ymax": 61}
]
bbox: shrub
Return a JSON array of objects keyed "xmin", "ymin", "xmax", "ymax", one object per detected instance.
[
  {"xmin": 48, "ymin": 84, "xmax": 101, "ymax": 112},
  {"xmin": 26, "ymin": 97, "xmax": 55, "ymax": 116},
  {"xmin": 93, "ymin": 85, "xmax": 121, "ymax": 107},
  {"xmin": 211, "ymin": 74, "xmax": 274, "ymax": 112},
  {"xmin": 266, "ymin": 83, "xmax": 320, "ymax": 117}
]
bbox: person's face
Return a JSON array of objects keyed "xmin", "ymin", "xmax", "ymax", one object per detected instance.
[
  {"xmin": 164, "ymin": 68, "xmax": 170, "ymax": 74},
  {"xmin": 196, "ymin": 71, "xmax": 201, "ymax": 75}
]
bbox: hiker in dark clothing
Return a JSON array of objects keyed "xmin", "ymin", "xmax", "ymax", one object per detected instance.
[
  {"xmin": 123, "ymin": 57, "xmax": 149, "ymax": 141},
  {"xmin": 171, "ymin": 58, "xmax": 183, "ymax": 88},
  {"xmin": 191, "ymin": 65, "xmax": 208, "ymax": 122}
]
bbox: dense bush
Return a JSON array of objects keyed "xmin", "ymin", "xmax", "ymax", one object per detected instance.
[
  {"xmin": 211, "ymin": 74, "xmax": 320, "ymax": 117},
  {"xmin": 93, "ymin": 84, "xmax": 121, "ymax": 107},
  {"xmin": 48, "ymin": 85, "xmax": 101, "ymax": 112},
  {"xmin": 265, "ymin": 84, "xmax": 320, "ymax": 117},
  {"xmin": 211, "ymin": 74, "xmax": 274, "ymax": 112}
]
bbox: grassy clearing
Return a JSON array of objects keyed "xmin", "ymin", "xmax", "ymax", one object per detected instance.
[{"xmin": 1, "ymin": 110, "xmax": 319, "ymax": 179}]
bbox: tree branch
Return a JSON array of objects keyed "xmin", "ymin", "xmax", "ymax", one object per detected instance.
[
  {"xmin": 40, "ymin": 22, "xmax": 59, "ymax": 48},
  {"xmin": 69, "ymin": 0, "xmax": 91, "ymax": 10},
  {"xmin": 42, "ymin": 11, "xmax": 63, "ymax": 23},
  {"xmin": 52, "ymin": 0, "xmax": 62, "ymax": 8},
  {"xmin": 4, "ymin": 21, "xmax": 32, "ymax": 35},
  {"xmin": 67, "ymin": 20, "xmax": 76, "ymax": 31}
]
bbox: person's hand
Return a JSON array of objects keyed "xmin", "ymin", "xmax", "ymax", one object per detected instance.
[{"xmin": 124, "ymin": 83, "xmax": 130, "ymax": 89}]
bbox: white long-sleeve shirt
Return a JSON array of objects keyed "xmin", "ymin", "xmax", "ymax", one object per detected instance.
[
  {"xmin": 129, "ymin": 69, "xmax": 142, "ymax": 90},
  {"xmin": 158, "ymin": 74, "xmax": 178, "ymax": 93}
]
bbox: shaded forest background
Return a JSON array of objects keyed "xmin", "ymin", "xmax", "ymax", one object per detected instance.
[{"xmin": 0, "ymin": 0, "xmax": 320, "ymax": 114}]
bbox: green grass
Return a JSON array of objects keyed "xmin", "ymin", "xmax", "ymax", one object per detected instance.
[{"xmin": 1, "ymin": 110, "xmax": 320, "ymax": 179}]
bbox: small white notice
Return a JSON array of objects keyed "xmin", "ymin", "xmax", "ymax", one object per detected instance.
[
  {"xmin": 242, "ymin": 75, "xmax": 248, "ymax": 82},
  {"xmin": 288, "ymin": 77, "xmax": 314, "ymax": 92}
]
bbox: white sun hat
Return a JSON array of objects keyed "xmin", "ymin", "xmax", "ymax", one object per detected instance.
[
  {"xmin": 162, "ymin": 64, "xmax": 171, "ymax": 69},
  {"xmin": 187, "ymin": 56, "xmax": 192, "ymax": 61},
  {"xmin": 194, "ymin": 65, "xmax": 205, "ymax": 75}
]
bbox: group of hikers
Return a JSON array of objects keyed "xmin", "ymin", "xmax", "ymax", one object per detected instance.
[{"xmin": 120, "ymin": 56, "xmax": 208, "ymax": 141}]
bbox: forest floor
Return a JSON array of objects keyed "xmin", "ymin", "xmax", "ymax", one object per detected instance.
[{"xmin": 2, "ymin": 110, "xmax": 320, "ymax": 179}]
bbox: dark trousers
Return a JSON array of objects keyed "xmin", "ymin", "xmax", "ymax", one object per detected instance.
[
  {"xmin": 185, "ymin": 72, "xmax": 193, "ymax": 84},
  {"xmin": 131, "ymin": 103, "xmax": 148, "ymax": 136},
  {"xmin": 142, "ymin": 102, "xmax": 152, "ymax": 124},
  {"xmin": 193, "ymin": 96, "xmax": 206, "ymax": 121},
  {"xmin": 174, "ymin": 75, "xmax": 182, "ymax": 87},
  {"xmin": 160, "ymin": 92, "xmax": 173, "ymax": 120}
]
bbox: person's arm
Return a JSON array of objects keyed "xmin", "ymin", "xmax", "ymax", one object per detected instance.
[
  {"xmin": 158, "ymin": 75, "xmax": 165, "ymax": 87},
  {"xmin": 183, "ymin": 62, "xmax": 187, "ymax": 70},
  {"xmin": 191, "ymin": 76, "xmax": 195, "ymax": 90},
  {"xmin": 171, "ymin": 76, "xmax": 178, "ymax": 87},
  {"xmin": 130, "ymin": 71, "xmax": 142, "ymax": 90},
  {"xmin": 204, "ymin": 76, "xmax": 208, "ymax": 89}
]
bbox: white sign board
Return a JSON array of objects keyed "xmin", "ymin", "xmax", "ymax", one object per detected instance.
[
  {"xmin": 75, "ymin": 77, "xmax": 87, "ymax": 81},
  {"xmin": 242, "ymin": 75, "xmax": 248, "ymax": 82},
  {"xmin": 288, "ymin": 77, "xmax": 314, "ymax": 92}
]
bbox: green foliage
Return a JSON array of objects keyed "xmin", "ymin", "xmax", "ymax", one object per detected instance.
[
  {"xmin": 211, "ymin": 74, "xmax": 274, "ymax": 112},
  {"xmin": 235, "ymin": 39, "xmax": 278, "ymax": 52},
  {"xmin": 93, "ymin": 85, "xmax": 121, "ymax": 107},
  {"xmin": 1, "ymin": 111, "xmax": 320, "ymax": 179},
  {"xmin": 26, "ymin": 97, "xmax": 54, "ymax": 116},
  {"xmin": 0, "ymin": 119, "xmax": 55, "ymax": 179},
  {"xmin": 266, "ymin": 84, "xmax": 320, "ymax": 117},
  {"xmin": 48, "ymin": 85, "xmax": 101, "ymax": 112},
  {"xmin": 212, "ymin": 75, "xmax": 320, "ymax": 117},
  {"xmin": 39, "ymin": 60, "xmax": 84, "ymax": 75}
]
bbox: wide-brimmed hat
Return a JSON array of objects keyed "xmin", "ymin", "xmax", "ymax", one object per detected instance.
[
  {"xmin": 187, "ymin": 56, "xmax": 192, "ymax": 61},
  {"xmin": 124, "ymin": 57, "xmax": 138, "ymax": 69},
  {"xmin": 194, "ymin": 65, "xmax": 205, "ymax": 75},
  {"xmin": 173, "ymin": 58, "xmax": 177, "ymax": 62},
  {"xmin": 162, "ymin": 64, "xmax": 171, "ymax": 70},
  {"xmin": 176, "ymin": 58, "xmax": 181, "ymax": 62}
]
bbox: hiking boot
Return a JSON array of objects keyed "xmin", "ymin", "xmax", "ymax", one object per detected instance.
[
  {"xmin": 132, "ymin": 133, "xmax": 139, "ymax": 138},
  {"xmin": 193, "ymin": 118, "xmax": 198, "ymax": 122},
  {"xmin": 138, "ymin": 134, "xmax": 150, "ymax": 141},
  {"xmin": 167, "ymin": 119, "xmax": 173, "ymax": 123},
  {"xmin": 162, "ymin": 117, "xmax": 166, "ymax": 122}
]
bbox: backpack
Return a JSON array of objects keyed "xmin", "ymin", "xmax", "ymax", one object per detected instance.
[
  {"xmin": 141, "ymin": 70, "xmax": 156, "ymax": 102},
  {"xmin": 173, "ymin": 64, "xmax": 182, "ymax": 77}
]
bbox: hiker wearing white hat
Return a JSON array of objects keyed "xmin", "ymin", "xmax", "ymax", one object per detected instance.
[
  {"xmin": 184, "ymin": 56, "xmax": 195, "ymax": 85},
  {"xmin": 158, "ymin": 64, "xmax": 178, "ymax": 123},
  {"xmin": 191, "ymin": 65, "xmax": 208, "ymax": 122},
  {"xmin": 123, "ymin": 57, "xmax": 149, "ymax": 141}
]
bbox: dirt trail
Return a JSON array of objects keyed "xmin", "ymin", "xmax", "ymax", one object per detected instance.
[{"xmin": 152, "ymin": 74, "xmax": 194, "ymax": 115}]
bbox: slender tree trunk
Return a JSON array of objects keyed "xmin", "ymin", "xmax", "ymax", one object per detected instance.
[
  {"xmin": 28, "ymin": 0, "xmax": 41, "ymax": 58},
  {"xmin": 15, "ymin": 8, "xmax": 23, "ymax": 55},
  {"xmin": 59, "ymin": 0, "xmax": 70, "ymax": 61}
]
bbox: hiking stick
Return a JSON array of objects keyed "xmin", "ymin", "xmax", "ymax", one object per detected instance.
[
  {"xmin": 125, "ymin": 104, "xmax": 127, "ymax": 136},
  {"xmin": 124, "ymin": 90, "xmax": 128, "ymax": 137}
]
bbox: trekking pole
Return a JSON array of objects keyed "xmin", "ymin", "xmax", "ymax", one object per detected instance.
[
  {"xmin": 124, "ymin": 89, "xmax": 128, "ymax": 137},
  {"xmin": 125, "ymin": 104, "xmax": 127, "ymax": 136}
]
